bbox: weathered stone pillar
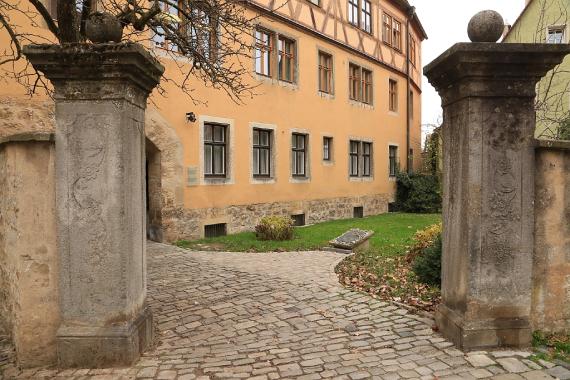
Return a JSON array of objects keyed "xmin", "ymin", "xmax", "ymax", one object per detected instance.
[
  {"xmin": 424, "ymin": 43, "xmax": 570, "ymax": 350},
  {"xmin": 23, "ymin": 43, "xmax": 164, "ymax": 367}
]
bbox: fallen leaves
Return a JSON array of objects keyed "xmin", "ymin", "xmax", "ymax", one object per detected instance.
[{"xmin": 335, "ymin": 225, "xmax": 442, "ymax": 313}]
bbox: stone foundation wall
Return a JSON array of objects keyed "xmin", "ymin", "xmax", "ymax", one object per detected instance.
[
  {"xmin": 0, "ymin": 134, "xmax": 59, "ymax": 367},
  {"xmin": 162, "ymin": 193, "xmax": 391, "ymax": 241},
  {"xmin": 533, "ymin": 140, "xmax": 570, "ymax": 333}
]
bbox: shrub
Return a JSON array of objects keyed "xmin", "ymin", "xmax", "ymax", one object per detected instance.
[
  {"xmin": 406, "ymin": 223, "xmax": 442, "ymax": 262},
  {"xmin": 413, "ymin": 233, "xmax": 442, "ymax": 287},
  {"xmin": 395, "ymin": 172, "xmax": 442, "ymax": 213},
  {"xmin": 255, "ymin": 216, "xmax": 295, "ymax": 241}
]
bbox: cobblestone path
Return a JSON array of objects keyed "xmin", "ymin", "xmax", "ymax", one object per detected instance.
[{"xmin": 2, "ymin": 242, "xmax": 569, "ymax": 379}]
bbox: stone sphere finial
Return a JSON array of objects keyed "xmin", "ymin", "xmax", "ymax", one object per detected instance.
[
  {"xmin": 467, "ymin": 10, "xmax": 505, "ymax": 42},
  {"xmin": 85, "ymin": 12, "xmax": 123, "ymax": 43}
]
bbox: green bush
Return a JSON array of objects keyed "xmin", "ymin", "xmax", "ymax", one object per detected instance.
[
  {"xmin": 395, "ymin": 172, "xmax": 442, "ymax": 213},
  {"xmin": 413, "ymin": 234, "xmax": 442, "ymax": 287},
  {"xmin": 255, "ymin": 216, "xmax": 295, "ymax": 241}
]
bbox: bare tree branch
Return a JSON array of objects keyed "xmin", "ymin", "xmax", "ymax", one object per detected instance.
[{"xmin": 27, "ymin": 0, "xmax": 60, "ymax": 40}]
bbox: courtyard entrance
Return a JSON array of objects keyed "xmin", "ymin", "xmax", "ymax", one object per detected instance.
[{"xmin": 146, "ymin": 138, "xmax": 163, "ymax": 243}]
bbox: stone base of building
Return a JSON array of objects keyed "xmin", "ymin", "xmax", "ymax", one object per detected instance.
[
  {"xmin": 162, "ymin": 193, "xmax": 391, "ymax": 241},
  {"xmin": 56, "ymin": 306, "xmax": 153, "ymax": 368},
  {"xmin": 435, "ymin": 304, "xmax": 532, "ymax": 351}
]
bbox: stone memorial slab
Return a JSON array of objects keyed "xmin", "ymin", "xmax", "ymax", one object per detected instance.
[{"xmin": 329, "ymin": 229, "xmax": 374, "ymax": 253}]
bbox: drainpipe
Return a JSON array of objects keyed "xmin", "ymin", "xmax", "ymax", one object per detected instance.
[{"xmin": 405, "ymin": 6, "xmax": 415, "ymax": 174}]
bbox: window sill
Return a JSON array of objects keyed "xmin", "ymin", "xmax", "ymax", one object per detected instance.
[
  {"xmin": 203, "ymin": 177, "xmax": 234, "ymax": 185},
  {"xmin": 318, "ymin": 91, "xmax": 335, "ymax": 100},
  {"xmin": 255, "ymin": 74, "xmax": 299, "ymax": 90},
  {"xmin": 252, "ymin": 177, "xmax": 276, "ymax": 185},
  {"xmin": 388, "ymin": 110, "xmax": 399, "ymax": 117},
  {"xmin": 278, "ymin": 80, "xmax": 299, "ymax": 91},
  {"xmin": 349, "ymin": 176, "xmax": 374, "ymax": 182},
  {"xmin": 322, "ymin": 160, "xmax": 334, "ymax": 166},
  {"xmin": 290, "ymin": 176, "xmax": 311, "ymax": 184},
  {"xmin": 349, "ymin": 99, "xmax": 374, "ymax": 110},
  {"xmin": 389, "ymin": 176, "xmax": 397, "ymax": 182}
]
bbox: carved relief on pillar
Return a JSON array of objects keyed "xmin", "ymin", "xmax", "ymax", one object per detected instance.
[
  {"xmin": 480, "ymin": 108, "xmax": 523, "ymax": 299},
  {"xmin": 66, "ymin": 113, "xmax": 114, "ymax": 313}
]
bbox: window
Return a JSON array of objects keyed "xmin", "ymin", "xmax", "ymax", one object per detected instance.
[
  {"xmin": 409, "ymin": 35, "xmax": 417, "ymax": 66},
  {"xmin": 348, "ymin": 0, "xmax": 359, "ymax": 25},
  {"xmin": 292, "ymin": 133, "xmax": 307, "ymax": 177},
  {"xmin": 383, "ymin": 13, "xmax": 403, "ymax": 51},
  {"xmin": 383, "ymin": 13, "xmax": 392, "ymax": 45},
  {"xmin": 349, "ymin": 64, "xmax": 373, "ymax": 104},
  {"xmin": 389, "ymin": 79, "xmax": 398, "ymax": 112},
  {"xmin": 362, "ymin": 142, "xmax": 372, "ymax": 176},
  {"xmin": 389, "ymin": 145, "xmax": 398, "ymax": 177},
  {"xmin": 323, "ymin": 137, "xmax": 333, "ymax": 161},
  {"xmin": 362, "ymin": 69, "xmax": 373, "ymax": 104},
  {"xmin": 353, "ymin": 206, "xmax": 364, "ymax": 218},
  {"xmin": 253, "ymin": 129, "xmax": 272, "ymax": 177},
  {"xmin": 349, "ymin": 63, "xmax": 361, "ymax": 101},
  {"xmin": 153, "ymin": 1, "xmax": 220, "ymax": 56},
  {"xmin": 361, "ymin": 0, "xmax": 372, "ymax": 33},
  {"xmin": 187, "ymin": 6, "xmax": 218, "ymax": 60},
  {"xmin": 349, "ymin": 140, "xmax": 360, "ymax": 176},
  {"xmin": 278, "ymin": 36, "xmax": 296, "ymax": 82},
  {"xmin": 350, "ymin": 140, "xmax": 373, "ymax": 177},
  {"xmin": 204, "ymin": 123, "xmax": 227, "ymax": 177},
  {"xmin": 205, "ymin": 223, "xmax": 227, "ymax": 238},
  {"xmin": 255, "ymin": 29, "xmax": 273, "ymax": 76},
  {"xmin": 392, "ymin": 19, "xmax": 402, "ymax": 50},
  {"xmin": 318, "ymin": 51, "xmax": 333, "ymax": 94},
  {"xmin": 547, "ymin": 26, "xmax": 566, "ymax": 44},
  {"xmin": 292, "ymin": 214, "xmax": 306, "ymax": 226}
]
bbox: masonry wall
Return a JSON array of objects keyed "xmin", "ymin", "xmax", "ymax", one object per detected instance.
[
  {"xmin": 163, "ymin": 193, "xmax": 390, "ymax": 240},
  {"xmin": 0, "ymin": 136, "xmax": 59, "ymax": 367},
  {"xmin": 533, "ymin": 140, "xmax": 570, "ymax": 333}
]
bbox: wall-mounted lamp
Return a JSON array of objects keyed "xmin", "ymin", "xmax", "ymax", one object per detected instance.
[{"xmin": 186, "ymin": 112, "xmax": 196, "ymax": 123}]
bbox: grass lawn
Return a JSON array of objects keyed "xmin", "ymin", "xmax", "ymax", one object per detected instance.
[
  {"xmin": 175, "ymin": 212, "xmax": 442, "ymax": 312},
  {"xmin": 174, "ymin": 212, "xmax": 441, "ymax": 253}
]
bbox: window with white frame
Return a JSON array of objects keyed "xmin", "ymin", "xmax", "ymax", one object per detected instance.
[
  {"xmin": 547, "ymin": 25, "xmax": 566, "ymax": 44},
  {"xmin": 348, "ymin": 0, "xmax": 372, "ymax": 32},
  {"xmin": 255, "ymin": 29, "xmax": 273, "ymax": 76}
]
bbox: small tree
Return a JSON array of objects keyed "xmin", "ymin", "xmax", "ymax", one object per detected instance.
[{"xmin": 0, "ymin": 0, "xmax": 261, "ymax": 103}]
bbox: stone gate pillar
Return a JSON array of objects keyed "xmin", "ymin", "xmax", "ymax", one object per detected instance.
[
  {"xmin": 23, "ymin": 43, "xmax": 164, "ymax": 367},
  {"xmin": 425, "ymin": 42, "xmax": 570, "ymax": 350}
]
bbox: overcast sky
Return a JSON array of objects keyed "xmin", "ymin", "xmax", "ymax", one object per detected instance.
[{"xmin": 410, "ymin": 0, "xmax": 525, "ymax": 130}]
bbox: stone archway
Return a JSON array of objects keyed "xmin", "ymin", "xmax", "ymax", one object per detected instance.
[{"xmin": 144, "ymin": 107, "xmax": 185, "ymax": 243}]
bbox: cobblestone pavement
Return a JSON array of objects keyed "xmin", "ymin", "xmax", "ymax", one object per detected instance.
[{"xmin": 2, "ymin": 242, "xmax": 570, "ymax": 380}]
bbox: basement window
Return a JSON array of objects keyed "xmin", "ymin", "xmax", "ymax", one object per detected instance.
[
  {"xmin": 204, "ymin": 223, "xmax": 227, "ymax": 238},
  {"xmin": 292, "ymin": 214, "xmax": 306, "ymax": 227},
  {"xmin": 353, "ymin": 206, "xmax": 364, "ymax": 218}
]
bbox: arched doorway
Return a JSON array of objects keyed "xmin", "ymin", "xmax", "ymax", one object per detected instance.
[{"xmin": 146, "ymin": 138, "xmax": 163, "ymax": 242}]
